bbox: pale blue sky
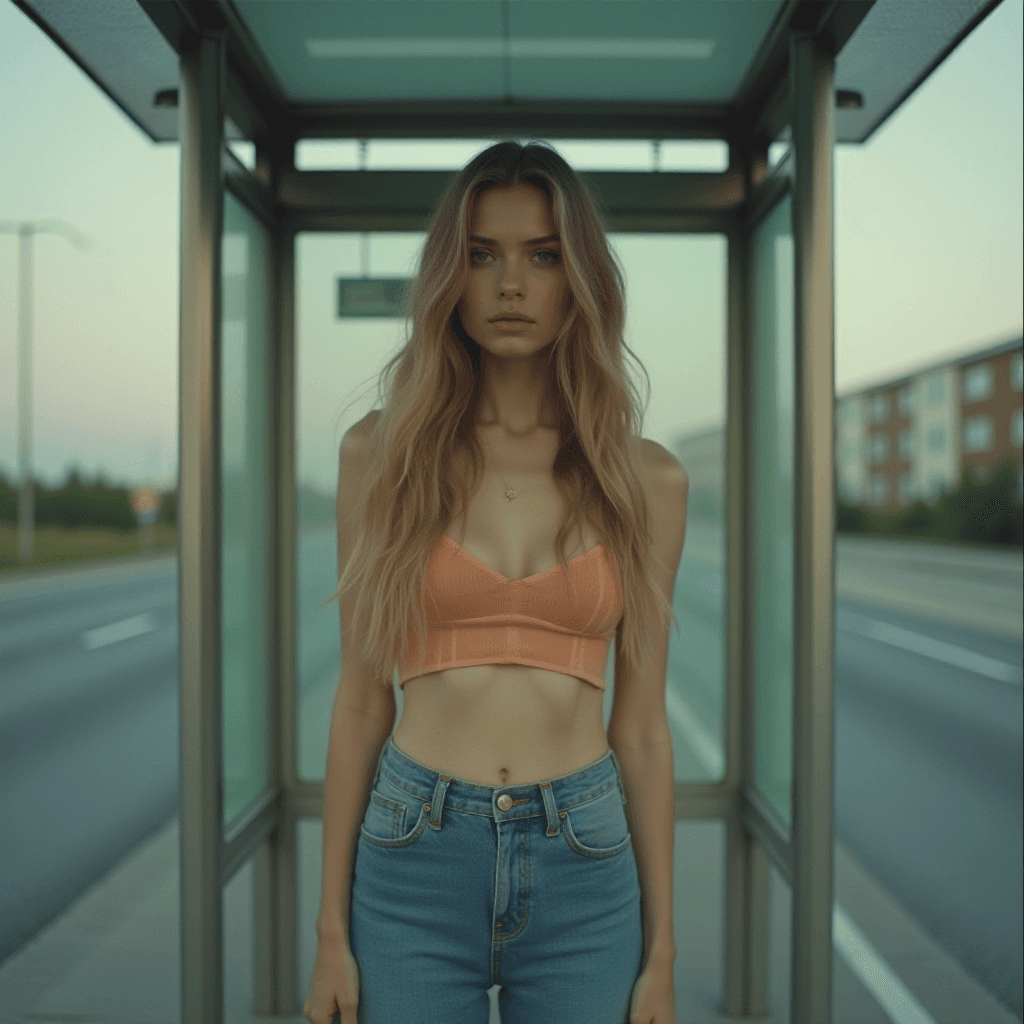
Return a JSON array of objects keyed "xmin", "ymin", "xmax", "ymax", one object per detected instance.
[{"xmin": 1, "ymin": 0, "xmax": 1021, "ymax": 492}]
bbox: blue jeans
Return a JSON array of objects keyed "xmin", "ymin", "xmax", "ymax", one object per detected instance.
[{"xmin": 348, "ymin": 735, "xmax": 644, "ymax": 1023}]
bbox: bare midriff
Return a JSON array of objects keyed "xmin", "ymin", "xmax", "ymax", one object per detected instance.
[
  {"xmin": 389, "ymin": 421, "xmax": 633, "ymax": 788},
  {"xmin": 393, "ymin": 664, "xmax": 609, "ymax": 787}
]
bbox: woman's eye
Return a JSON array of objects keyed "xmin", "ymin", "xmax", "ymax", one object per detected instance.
[{"xmin": 469, "ymin": 249, "xmax": 560, "ymax": 264}]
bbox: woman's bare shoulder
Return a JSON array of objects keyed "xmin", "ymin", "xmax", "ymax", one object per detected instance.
[
  {"xmin": 637, "ymin": 437, "xmax": 688, "ymax": 491},
  {"xmin": 349, "ymin": 408, "xmax": 383, "ymax": 443}
]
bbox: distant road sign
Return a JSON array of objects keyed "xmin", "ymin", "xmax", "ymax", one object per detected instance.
[
  {"xmin": 336, "ymin": 277, "xmax": 410, "ymax": 318},
  {"xmin": 131, "ymin": 486, "xmax": 160, "ymax": 524}
]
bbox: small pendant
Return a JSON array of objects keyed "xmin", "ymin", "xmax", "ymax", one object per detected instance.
[{"xmin": 505, "ymin": 487, "xmax": 518, "ymax": 501}]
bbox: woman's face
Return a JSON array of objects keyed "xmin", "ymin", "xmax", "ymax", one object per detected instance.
[{"xmin": 457, "ymin": 184, "xmax": 571, "ymax": 359}]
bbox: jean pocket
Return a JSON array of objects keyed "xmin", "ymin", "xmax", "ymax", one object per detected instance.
[
  {"xmin": 359, "ymin": 776, "xmax": 430, "ymax": 849},
  {"xmin": 560, "ymin": 784, "xmax": 632, "ymax": 860}
]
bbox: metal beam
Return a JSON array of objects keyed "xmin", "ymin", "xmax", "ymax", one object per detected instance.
[{"xmin": 276, "ymin": 168, "xmax": 746, "ymax": 235}]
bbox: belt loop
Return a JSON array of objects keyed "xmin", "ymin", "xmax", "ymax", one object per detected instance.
[
  {"xmin": 372, "ymin": 737, "xmax": 389, "ymax": 787},
  {"xmin": 539, "ymin": 780, "xmax": 562, "ymax": 837},
  {"xmin": 428, "ymin": 774, "xmax": 452, "ymax": 830},
  {"xmin": 609, "ymin": 748, "xmax": 626, "ymax": 805}
]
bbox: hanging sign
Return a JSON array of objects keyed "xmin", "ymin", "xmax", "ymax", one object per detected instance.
[{"xmin": 336, "ymin": 278, "xmax": 411, "ymax": 318}]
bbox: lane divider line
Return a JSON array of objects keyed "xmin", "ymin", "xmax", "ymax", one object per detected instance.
[
  {"xmin": 665, "ymin": 687, "xmax": 937, "ymax": 1024},
  {"xmin": 838, "ymin": 609, "xmax": 1021, "ymax": 685},
  {"xmin": 81, "ymin": 613, "xmax": 156, "ymax": 650}
]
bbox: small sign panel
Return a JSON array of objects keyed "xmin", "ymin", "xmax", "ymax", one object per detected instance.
[
  {"xmin": 336, "ymin": 278, "xmax": 411, "ymax": 318},
  {"xmin": 131, "ymin": 486, "xmax": 160, "ymax": 525}
]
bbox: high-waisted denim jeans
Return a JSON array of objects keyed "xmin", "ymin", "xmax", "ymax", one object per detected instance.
[{"xmin": 348, "ymin": 735, "xmax": 644, "ymax": 1023}]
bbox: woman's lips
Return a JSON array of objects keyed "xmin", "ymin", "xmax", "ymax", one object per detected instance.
[{"xmin": 491, "ymin": 318, "xmax": 533, "ymax": 329}]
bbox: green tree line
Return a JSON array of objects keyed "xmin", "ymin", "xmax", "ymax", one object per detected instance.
[
  {"xmin": 0, "ymin": 467, "xmax": 338, "ymax": 534},
  {"xmin": 0, "ymin": 467, "xmax": 177, "ymax": 530},
  {"xmin": 1, "ymin": 457, "xmax": 1020, "ymax": 547},
  {"xmin": 835, "ymin": 454, "xmax": 1022, "ymax": 547},
  {"xmin": 678, "ymin": 453, "xmax": 1021, "ymax": 549}
]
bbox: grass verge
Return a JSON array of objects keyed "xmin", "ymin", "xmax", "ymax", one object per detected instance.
[{"xmin": 0, "ymin": 523, "xmax": 178, "ymax": 574}]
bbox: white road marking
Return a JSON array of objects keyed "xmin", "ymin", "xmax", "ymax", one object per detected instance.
[
  {"xmin": 839, "ymin": 609, "xmax": 1021, "ymax": 685},
  {"xmin": 834, "ymin": 906, "xmax": 936, "ymax": 1024},
  {"xmin": 81, "ymin": 613, "xmax": 156, "ymax": 650}
]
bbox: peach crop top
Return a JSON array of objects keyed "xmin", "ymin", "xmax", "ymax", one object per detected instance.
[{"xmin": 398, "ymin": 534, "xmax": 623, "ymax": 691}]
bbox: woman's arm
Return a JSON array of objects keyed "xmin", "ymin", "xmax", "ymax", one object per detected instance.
[{"xmin": 317, "ymin": 415, "xmax": 397, "ymax": 942}]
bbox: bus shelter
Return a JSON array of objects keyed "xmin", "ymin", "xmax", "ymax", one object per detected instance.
[{"xmin": 12, "ymin": 1, "xmax": 999, "ymax": 1021}]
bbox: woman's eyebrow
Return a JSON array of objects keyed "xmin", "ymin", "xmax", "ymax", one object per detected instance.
[{"xmin": 469, "ymin": 234, "xmax": 560, "ymax": 246}]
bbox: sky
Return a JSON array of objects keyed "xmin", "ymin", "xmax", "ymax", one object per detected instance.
[{"xmin": 0, "ymin": 0, "xmax": 1021, "ymax": 493}]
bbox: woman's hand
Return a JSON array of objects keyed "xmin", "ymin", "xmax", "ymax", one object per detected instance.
[
  {"xmin": 303, "ymin": 934, "xmax": 360, "ymax": 1024},
  {"xmin": 628, "ymin": 958, "xmax": 678, "ymax": 1024}
]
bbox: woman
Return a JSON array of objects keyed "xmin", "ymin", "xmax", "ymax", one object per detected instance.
[{"xmin": 304, "ymin": 140, "xmax": 688, "ymax": 1024}]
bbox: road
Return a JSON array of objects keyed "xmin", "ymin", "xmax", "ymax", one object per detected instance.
[{"xmin": 0, "ymin": 527, "xmax": 1020, "ymax": 1017}]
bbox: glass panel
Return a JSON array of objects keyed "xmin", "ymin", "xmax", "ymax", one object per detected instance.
[
  {"xmin": 767, "ymin": 859, "xmax": 793, "ymax": 1020},
  {"xmin": 608, "ymin": 233, "xmax": 728, "ymax": 783},
  {"xmin": 750, "ymin": 195, "xmax": 795, "ymax": 830},
  {"xmin": 223, "ymin": 855, "xmax": 255, "ymax": 1024},
  {"xmin": 296, "ymin": 232, "xmax": 422, "ymax": 781},
  {"xmin": 298, "ymin": 819, "xmax": 324, "ymax": 1008},
  {"xmin": 295, "ymin": 229, "xmax": 727, "ymax": 784},
  {"xmin": 225, "ymin": 114, "xmax": 256, "ymax": 172},
  {"xmin": 221, "ymin": 191, "xmax": 271, "ymax": 826}
]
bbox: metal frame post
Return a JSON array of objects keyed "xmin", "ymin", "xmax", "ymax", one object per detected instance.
[
  {"xmin": 789, "ymin": 26, "xmax": 837, "ymax": 1024},
  {"xmin": 722, "ymin": 124, "xmax": 773, "ymax": 1017},
  {"xmin": 178, "ymin": 26, "xmax": 227, "ymax": 1024},
  {"xmin": 253, "ymin": 134, "xmax": 301, "ymax": 1018}
]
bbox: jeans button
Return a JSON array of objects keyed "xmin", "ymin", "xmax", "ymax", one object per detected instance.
[{"xmin": 496, "ymin": 794, "xmax": 512, "ymax": 811}]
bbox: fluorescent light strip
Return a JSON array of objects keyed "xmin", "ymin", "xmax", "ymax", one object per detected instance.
[{"xmin": 307, "ymin": 38, "xmax": 715, "ymax": 60}]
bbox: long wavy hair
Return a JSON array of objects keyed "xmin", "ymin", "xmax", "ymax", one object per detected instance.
[{"xmin": 319, "ymin": 140, "xmax": 679, "ymax": 691}]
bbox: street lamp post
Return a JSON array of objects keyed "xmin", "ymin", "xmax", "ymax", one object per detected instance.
[{"xmin": 0, "ymin": 219, "xmax": 90, "ymax": 563}]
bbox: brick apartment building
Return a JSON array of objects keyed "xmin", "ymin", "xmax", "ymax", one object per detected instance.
[
  {"xmin": 836, "ymin": 334, "xmax": 1023, "ymax": 508},
  {"xmin": 669, "ymin": 334, "xmax": 1023, "ymax": 516}
]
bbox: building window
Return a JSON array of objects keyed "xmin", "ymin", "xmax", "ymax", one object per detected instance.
[
  {"xmin": 870, "ymin": 394, "xmax": 890, "ymax": 423},
  {"xmin": 870, "ymin": 475, "xmax": 889, "ymax": 502},
  {"xmin": 926, "ymin": 377, "xmax": 946, "ymax": 404},
  {"xmin": 927, "ymin": 425, "xmax": 946, "ymax": 452},
  {"xmin": 962, "ymin": 364, "xmax": 994, "ymax": 403},
  {"xmin": 898, "ymin": 386, "xmax": 917, "ymax": 417},
  {"xmin": 870, "ymin": 433, "xmax": 889, "ymax": 463},
  {"xmin": 963, "ymin": 415, "xmax": 994, "ymax": 452},
  {"xmin": 1012, "ymin": 352, "xmax": 1023, "ymax": 393},
  {"xmin": 1013, "ymin": 407, "xmax": 1023, "ymax": 448},
  {"xmin": 898, "ymin": 428, "xmax": 917, "ymax": 460}
]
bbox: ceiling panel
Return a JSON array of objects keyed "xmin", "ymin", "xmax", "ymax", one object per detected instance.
[{"xmin": 234, "ymin": 0, "xmax": 783, "ymax": 104}]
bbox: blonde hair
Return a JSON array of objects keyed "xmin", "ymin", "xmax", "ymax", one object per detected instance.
[{"xmin": 319, "ymin": 140, "xmax": 679, "ymax": 690}]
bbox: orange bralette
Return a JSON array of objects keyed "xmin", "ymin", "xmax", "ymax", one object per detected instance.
[{"xmin": 398, "ymin": 534, "xmax": 623, "ymax": 691}]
